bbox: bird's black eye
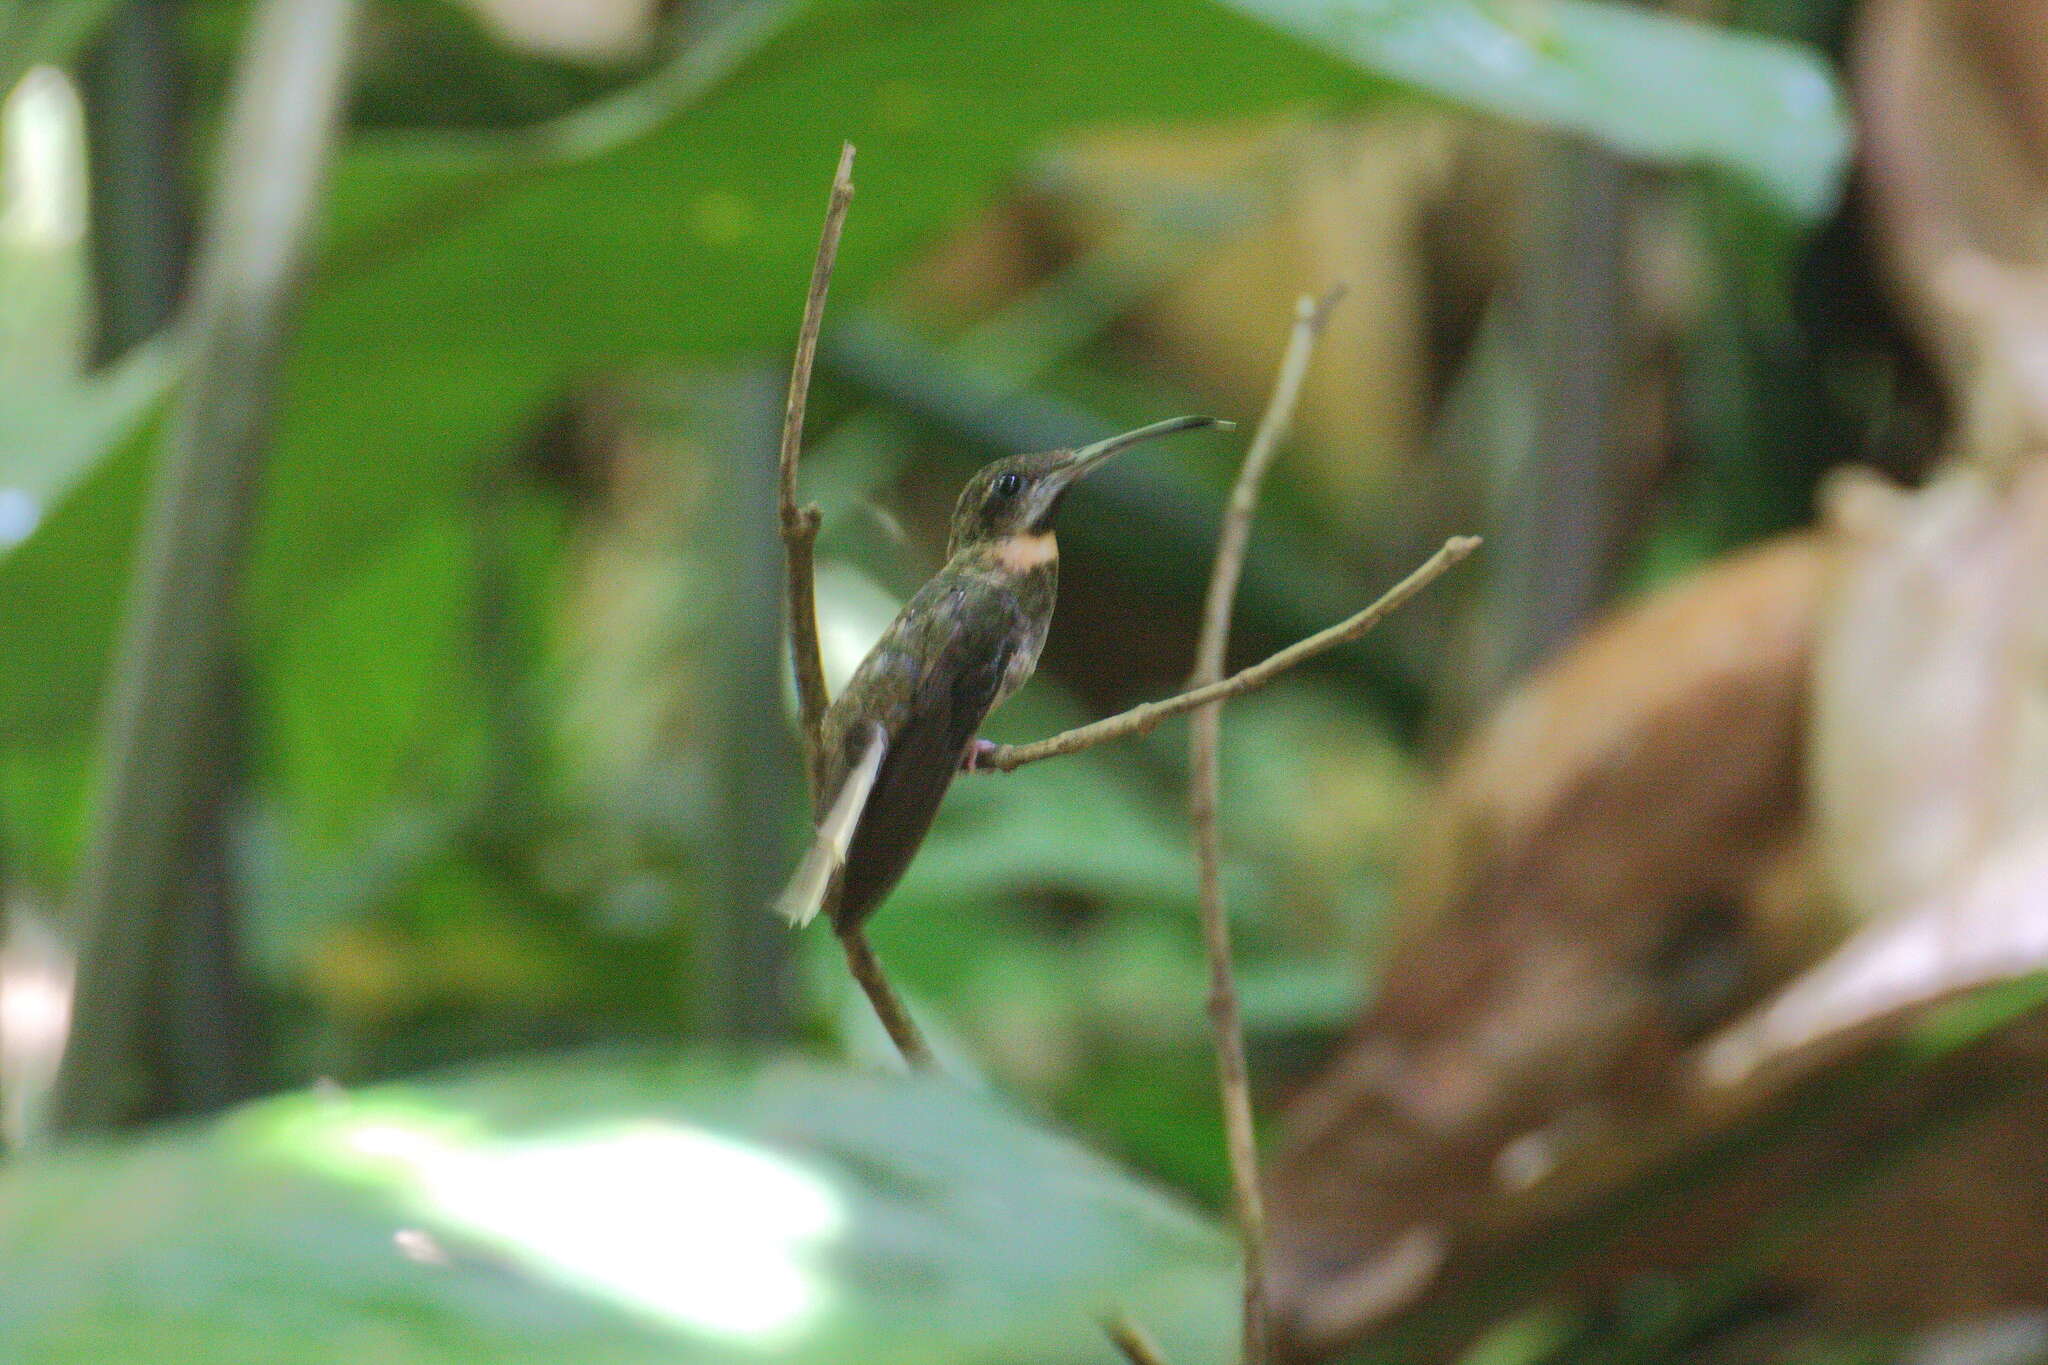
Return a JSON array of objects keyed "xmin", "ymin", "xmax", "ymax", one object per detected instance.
[{"xmin": 993, "ymin": 472, "xmax": 1023, "ymax": 498}]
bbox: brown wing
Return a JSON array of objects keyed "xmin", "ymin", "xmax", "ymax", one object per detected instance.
[{"xmin": 829, "ymin": 582, "xmax": 1019, "ymax": 932}]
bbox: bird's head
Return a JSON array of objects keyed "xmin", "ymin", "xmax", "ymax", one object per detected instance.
[{"xmin": 945, "ymin": 415, "xmax": 1228, "ymax": 557}]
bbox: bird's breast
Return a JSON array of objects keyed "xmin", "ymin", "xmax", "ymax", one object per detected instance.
[{"xmin": 992, "ymin": 530, "xmax": 1058, "ymax": 573}]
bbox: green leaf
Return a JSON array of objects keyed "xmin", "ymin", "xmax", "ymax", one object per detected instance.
[
  {"xmin": 0, "ymin": 343, "xmax": 171, "ymax": 535},
  {"xmin": 261, "ymin": 508, "xmax": 493, "ymax": 852},
  {"xmin": 1221, "ymin": 0, "xmax": 1852, "ymax": 220},
  {"xmin": 302, "ymin": 0, "xmax": 1354, "ymax": 360},
  {"xmin": 0, "ymin": 0, "xmax": 1353, "ymax": 751},
  {"xmin": 0, "ymin": 346, "xmax": 560, "ymax": 743},
  {"xmin": 0, "ymin": 1054, "xmax": 1236, "ymax": 1363},
  {"xmin": 0, "ymin": 0, "xmax": 126, "ymax": 93},
  {"xmin": 0, "ymin": 0, "xmax": 1851, "ymax": 761}
]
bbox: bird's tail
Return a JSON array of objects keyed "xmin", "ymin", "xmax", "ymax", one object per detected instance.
[{"xmin": 774, "ymin": 724, "xmax": 887, "ymax": 928}]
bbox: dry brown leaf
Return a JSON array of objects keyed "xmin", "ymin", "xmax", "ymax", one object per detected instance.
[
  {"xmin": 1267, "ymin": 537, "xmax": 1830, "ymax": 1358},
  {"xmin": 1805, "ymin": 459, "xmax": 2048, "ymax": 924},
  {"xmin": 1266, "ymin": 491, "xmax": 2048, "ymax": 1358},
  {"xmin": 1264, "ymin": 7, "xmax": 2048, "ymax": 1352},
  {"xmin": 1701, "ymin": 825, "xmax": 2048, "ymax": 1093},
  {"xmin": 1860, "ymin": 0, "xmax": 2048, "ymax": 468}
]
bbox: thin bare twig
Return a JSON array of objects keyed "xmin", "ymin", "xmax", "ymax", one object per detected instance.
[
  {"xmin": 1189, "ymin": 288, "xmax": 1344, "ymax": 1364},
  {"xmin": 981, "ymin": 536, "xmax": 1479, "ymax": 774},
  {"xmin": 1196, "ymin": 288, "xmax": 1349, "ymax": 683},
  {"xmin": 781, "ymin": 141, "xmax": 855, "ymax": 804},
  {"xmin": 1103, "ymin": 1311, "xmax": 1174, "ymax": 1365},
  {"xmin": 774, "ymin": 146, "xmax": 936, "ymax": 1070},
  {"xmin": 839, "ymin": 927, "xmax": 933, "ymax": 1069}
]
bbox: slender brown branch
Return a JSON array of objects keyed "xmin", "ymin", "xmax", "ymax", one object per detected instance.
[
  {"xmin": 981, "ymin": 536, "xmax": 1479, "ymax": 774},
  {"xmin": 772, "ymin": 147, "xmax": 934, "ymax": 1071},
  {"xmin": 1194, "ymin": 287, "xmax": 1348, "ymax": 684},
  {"xmin": 1102, "ymin": 1312, "xmax": 1173, "ymax": 1365},
  {"xmin": 781, "ymin": 142, "xmax": 855, "ymax": 803},
  {"xmin": 1189, "ymin": 289, "xmax": 1343, "ymax": 1364},
  {"xmin": 838, "ymin": 927, "xmax": 933, "ymax": 1069}
]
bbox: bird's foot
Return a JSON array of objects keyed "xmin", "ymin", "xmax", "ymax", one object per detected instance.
[{"xmin": 961, "ymin": 738, "xmax": 1001, "ymax": 773}]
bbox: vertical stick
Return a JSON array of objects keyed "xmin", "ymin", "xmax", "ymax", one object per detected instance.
[
  {"xmin": 1188, "ymin": 288, "xmax": 1345, "ymax": 1362},
  {"xmin": 1482, "ymin": 141, "xmax": 1628, "ymax": 695},
  {"xmin": 779, "ymin": 142, "xmax": 855, "ymax": 805},
  {"xmin": 839, "ymin": 926, "xmax": 932, "ymax": 1069},
  {"xmin": 771, "ymin": 145, "xmax": 934, "ymax": 1068},
  {"xmin": 50, "ymin": 0, "xmax": 361, "ymax": 1135},
  {"xmin": 82, "ymin": 0, "xmax": 191, "ymax": 362},
  {"xmin": 703, "ymin": 367, "xmax": 802, "ymax": 1045}
]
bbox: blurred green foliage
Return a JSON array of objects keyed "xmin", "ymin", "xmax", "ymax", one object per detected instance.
[{"xmin": 1227, "ymin": 0, "xmax": 1850, "ymax": 220}]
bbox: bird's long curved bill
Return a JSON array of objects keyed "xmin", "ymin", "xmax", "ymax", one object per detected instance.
[
  {"xmin": 1066, "ymin": 414, "xmax": 1231, "ymax": 476},
  {"xmin": 774, "ymin": 725, "xmax": 887, "ymax": 928}
]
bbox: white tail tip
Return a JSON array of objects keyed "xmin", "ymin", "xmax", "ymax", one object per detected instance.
[{"xmin": 773, "ymin": 724, "xmax": 887, "ymax": 928}]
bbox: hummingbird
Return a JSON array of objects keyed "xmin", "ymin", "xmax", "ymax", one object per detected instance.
[{"xmin": 777, "ymin": 414, "xmax": 1227, "ymax": 934}]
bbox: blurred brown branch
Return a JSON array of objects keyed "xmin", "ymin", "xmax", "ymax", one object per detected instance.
[
  {"xmin": 1104, "ymin": 1311, "xmax": 1174, "ymax": 1365},
  {"xmin": 1189, "ymin": 286, "xmax": 1346, "ymax": 1365},
  {"xmin": 838, "ymin": 926, "xmax": 933, "ymax": 1070}
]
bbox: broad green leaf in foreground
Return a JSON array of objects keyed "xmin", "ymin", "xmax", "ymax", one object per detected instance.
[
  {"xmin": 0, "ymin": 1054, "xmax": 1236, "ymax": 1364},
  {"xmin": 1224, "ymin": 0, "xmax": 1852, "ymax": 221}
]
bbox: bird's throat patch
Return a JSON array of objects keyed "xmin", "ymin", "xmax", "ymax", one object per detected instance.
[{"xmin": 993, "ymin": 531, "xmax": 1058, "ymax": 572}]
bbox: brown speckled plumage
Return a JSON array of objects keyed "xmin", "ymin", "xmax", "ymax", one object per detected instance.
[{"xmin": 804, "ymin": 418, "xmax": 1221, "ymax": 933}]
